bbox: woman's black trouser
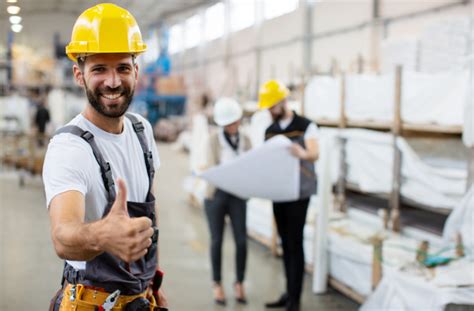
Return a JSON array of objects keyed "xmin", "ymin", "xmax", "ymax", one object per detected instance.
[
  {"xmin": 273, "ymin": 198, "xmax": 310, "ymax": 306},
  {"xmin": 205, "ymin": 189, "xmax": 247, "ymax": 284}
]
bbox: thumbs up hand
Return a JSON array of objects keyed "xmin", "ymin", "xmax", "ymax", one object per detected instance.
[{"xmin": 98, "ymin": 178, "xmax": 154, "ymax": 263}]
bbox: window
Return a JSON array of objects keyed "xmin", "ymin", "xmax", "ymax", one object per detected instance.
[
  {"xmin": 169, "ymin": 24, "xmax": 184, "ymax": 54},
  {"xmin": 263, "ymin": 0, "xmax": 298, "ymax": 20},
  {"xmin": 230, "ymin": 0, "xmax": 255, "ymax": 32},
  {"xmin": 205, "ymin": 2, "xmax": 225, "ymax": 41},
  {"xmin": 185, "ymin": 14, "xmax": 202, "ymax": 49}
]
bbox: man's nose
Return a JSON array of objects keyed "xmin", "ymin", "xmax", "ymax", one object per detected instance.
[{"xmin": 104, "ymin": 71, "xmax": 121, "ymax": 89}]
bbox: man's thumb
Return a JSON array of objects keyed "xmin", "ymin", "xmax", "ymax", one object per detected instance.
[{"xmin": 110, "ymin": 178, "xmax": 128, "ymax": 215}]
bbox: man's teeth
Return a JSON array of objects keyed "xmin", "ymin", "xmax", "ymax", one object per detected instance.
[{"xmin": 102, "ymin": 93, "xmax": 121, "ymax": 100}]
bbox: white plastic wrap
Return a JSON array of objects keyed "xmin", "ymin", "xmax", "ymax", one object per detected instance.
[
  {"xmin": 443, "ymin": 185, "xmax": 474, "ymax": 253},
  {"xmin": 381, "ymin": 38, "xmax": 418, "ymax": 73},
  {"xmin": 402, "ymin": 70, "xmax": 468, "ymax": 126},
  {"xmin": 345, "ymin": 74, "xmax": 394, "ymax": 123},
  {"xmin": 185, "ymin": 114, "xmax": 210, "ymax": 206},
  {"xmin": 246, "ymin": 198, "xmax": 273, "ymax": 240},
  {"xmin": 327, "ymin": 220, "xmax": 374, "ymax": 296},
  {"xmin": 189, "ymin": 114, "xmax": 209, "ymax": 172},
  {"xmin": 419, "ymin": 17, "xmax": 471, "ymax": 74},
  {"xmin": 463, "ymin": 59, "xmax": 474, "ymax": 147},
  {"xmin": 0, "ymin": 95, "xmax": 31, "ymax": 133},
  {"xmin": 47, "ymin": 89, "xmax": 86, "ymax": 130},
  {"xmin": 304, "ymin": 76, "xmax": 341, "ymax": 120},
  {"xmin": 361, "ymin": 263, "xmax": 474, "ymax": 311},
  {"xmin": 328, "ymin": 128, "xmax": 467, "ymax": 209},
  {"xmin": 304, "ymin": 71, "xmax": 469, "ymax": 127}
]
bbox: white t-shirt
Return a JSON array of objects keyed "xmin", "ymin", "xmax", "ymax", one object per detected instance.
[
  {"xmin": 43, "ymin": 112, "xmax": 160, "ymax": 270},
  {"xmin": 278, "ymin": 115, "xmax": 319, "ymax": 140}
]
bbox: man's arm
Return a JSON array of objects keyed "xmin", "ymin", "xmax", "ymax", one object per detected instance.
[
  {"xmin": 289, "ymin": 138, "xmax": 319, "ymax": 162},
  {"xmin": 49, "ymin": 190, "xmax": 101, "ymax": 260},
  {"xmin": 49, "ymin": 179, "xmax": 154, "ymax": 263}
]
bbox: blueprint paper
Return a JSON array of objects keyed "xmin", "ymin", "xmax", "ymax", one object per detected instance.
[{"xmin": 200, "ymin": 135, "xmax": 299, "ymax": 202}]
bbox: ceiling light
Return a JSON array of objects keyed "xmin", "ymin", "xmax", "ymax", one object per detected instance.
[
  {"xmin": 7, "ymin": 5, "xmax": 21, "ymax": 15},
  {"xmin": 9, "ymin": 15, "xmax": 22, "ymax": 24},
  {"xmin": 11, "ymin": 24, "xmax": 23, "ymax": 33},
  {"xmin": 7, "ymin": 0, "xmax": 18, "ymax": 3}
]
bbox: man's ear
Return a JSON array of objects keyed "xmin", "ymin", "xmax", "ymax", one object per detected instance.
[
  {"xmin": 134, "ymin": 63, "xmax": 139, "ymax": 83},
  {"xmin": 73, "ymin": 64, "xmax": 84, "ymax": 87}
]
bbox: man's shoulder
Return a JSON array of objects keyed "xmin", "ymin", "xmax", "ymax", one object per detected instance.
[
  {"xmin": 294, "ymin": 113, "xmax": 312, "ymax": 125},
  {"xmin": 126, "ymin": 112, "xmax": 151, "ymax": 127},
  {"xmin": 48, "ymin": 115, "xmax": 94, "ymax": 156},
  {"xmin": 51, "ymin": 115, "xmax": 89, "ymax": 143},
  {"xmin": 265, "ymin": 121, "xmax": 279, "ymax": 133},
  {"xmin": 290, "ymin": 113, "xmax": 314, "ymax": 133},
  {"xmin": 47, "ymin": 130, "xmax": 93, "ymax": 157},
  {"xmin": 125, "ymin": 112, "xmax": 154, "ymax": 137}
]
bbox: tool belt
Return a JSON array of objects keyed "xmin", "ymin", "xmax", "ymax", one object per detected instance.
[{"xmin": 59, "ymin": 283, "xmax": 159, "ymax": 311}]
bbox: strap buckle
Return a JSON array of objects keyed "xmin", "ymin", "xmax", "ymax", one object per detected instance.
[
  {"xmin": 81, "ymin": 131, "xmax": 94, "ymax": 142},
  {"xmin": 102, "ymin": 162, "xmax": 114, "ymax": 189},
  {"xmin": 132, "ymin": 122, "xmax": 145, "ymax": 133},
  {"xmin": 145, "ymin": 151, "xmax": 155, "ymax": 177}
]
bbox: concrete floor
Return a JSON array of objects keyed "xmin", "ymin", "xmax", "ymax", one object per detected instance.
[{"xmin": 0, "ymin": 143, "xmax": 358, "ymax": 311}]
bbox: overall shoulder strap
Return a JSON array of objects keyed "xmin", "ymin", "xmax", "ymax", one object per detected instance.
[
  {"xmin": 125, "ymin": 113, "xmax": 155, "ymax": 193},
  {"xmin": 54, "ymin": 125, "xmax": 116, "ymax": 203}
]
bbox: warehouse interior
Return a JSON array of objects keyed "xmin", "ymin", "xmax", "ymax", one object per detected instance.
[{"xmin": 0, "ymin": 0, "xmax": 473, "ymax": 310}]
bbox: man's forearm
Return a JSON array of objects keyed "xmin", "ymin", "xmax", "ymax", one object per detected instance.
[
  {"xmin": 52, "ymin": 220, "xmax": 104, "ymax": 261},
  {"xmin": 303, "ymin": 149, "xmax": 319, "ymax": 162}
]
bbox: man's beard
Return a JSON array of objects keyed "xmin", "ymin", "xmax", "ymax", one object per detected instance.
[
  {"xmin": 271, "ymin": 110, "xmax": 285, "ymax": 122},
  {"xmin": 84, "ymin": 80, "xmax": 134, "ymax": 118}
]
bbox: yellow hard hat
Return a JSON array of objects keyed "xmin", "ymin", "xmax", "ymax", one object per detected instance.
[
  {"xmin": 258, "ymin": 80, "xmax": 290, "ymax": 109},
  {"xmin": 65, "ymin": 3, "xmax": 147, "ymax": 62}
]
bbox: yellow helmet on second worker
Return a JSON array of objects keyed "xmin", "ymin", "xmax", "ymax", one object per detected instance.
[
  {"xmin": 258, "ymin": 80, "xmax": 290, "ymax": 109},
  {"xmin": 65, "ymin": 3, "xmax": 147, "ymax": 62}
]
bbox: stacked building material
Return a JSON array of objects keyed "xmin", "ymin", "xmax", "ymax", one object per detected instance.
[{"xmin": 419, "ymin": 17, "xmax": 471, "ymax": 73}]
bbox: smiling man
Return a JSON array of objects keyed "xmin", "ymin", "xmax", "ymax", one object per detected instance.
[{"xmin": 43, "ymin": 4, "xmax": 168, "ymax": 310}]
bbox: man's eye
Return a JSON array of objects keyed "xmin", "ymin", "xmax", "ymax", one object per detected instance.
[
  {"xmin": 118, "ymin": 66, "xmax": 131, "ymax": 73},
  {"xmin": 92, "ymin": 67, "xmax": 105, "ymax": 73}
]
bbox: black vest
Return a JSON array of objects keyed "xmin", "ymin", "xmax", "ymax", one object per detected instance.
[{"xmin": 265, "ymin": 113, "xmax": 317, "ymax": 200}]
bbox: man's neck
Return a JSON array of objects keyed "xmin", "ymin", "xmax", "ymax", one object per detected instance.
[
  {"xmin": 82, "ymin": 107, "xmax": 124, "ymax": 134},
  {"xmin": 280, "ymin": 109, "xmax": 294, "ymax": 123}
]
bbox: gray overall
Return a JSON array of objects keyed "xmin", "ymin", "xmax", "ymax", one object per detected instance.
[{"xmin": 50, "ymin": 113, "xmax": 158, "ymax": 308}]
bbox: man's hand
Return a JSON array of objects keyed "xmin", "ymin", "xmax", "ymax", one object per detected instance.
[
  {"xmin": 155, "ymin": 289, "xmax": 168, "ymax": 309},
  {"xmin": 98, "ymin": 178, "xmax": 154, "ymax": 263},
  {"xmin": 289, "ymin": 143, "xmax": 308, "ymax": 160},
  {"xmin": 288, "ymin": 139, "xmax": 319, "ymax": 162}
]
